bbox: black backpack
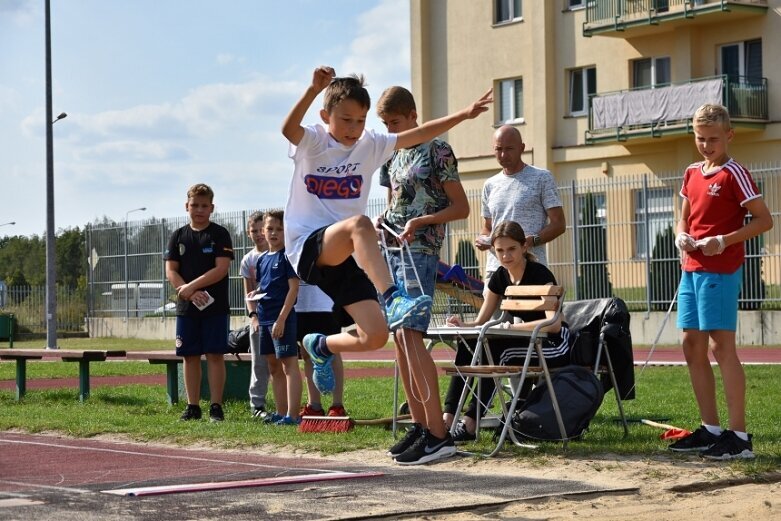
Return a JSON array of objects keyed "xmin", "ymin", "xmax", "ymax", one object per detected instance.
[
  {"xmin": 226, "ymin": 325, "xmax": 251, "ymax": 354},
  {"xmin": 511, "ymin": 365, "xmax": 604, "ymax": 441}
]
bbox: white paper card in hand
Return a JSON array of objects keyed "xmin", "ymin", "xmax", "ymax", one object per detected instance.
[{"xmin": 194, "ymin": 291, "xmax": 215, "ymax": 310}]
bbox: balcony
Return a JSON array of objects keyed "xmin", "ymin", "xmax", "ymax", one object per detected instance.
[
  {"xmin": 586, "ymin": 75, "xmax": 768, "ymax": 144},
  {"xmin": 583, "ymin": 0, "xmax": 768, "ymax": 38}
]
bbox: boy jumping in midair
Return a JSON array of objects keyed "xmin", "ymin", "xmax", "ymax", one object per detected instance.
[{"xmin": 282, "ymin": 66, "xmax": 491, "ymax": 394}]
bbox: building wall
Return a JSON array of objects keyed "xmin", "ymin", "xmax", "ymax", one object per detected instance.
[
  {"xmin": 410, "ymin": 0, "xmax": 780, "ymax": 288},
  {"xmin": 410, "ymin": 0, "xmax": 781, "ymax": 177}
]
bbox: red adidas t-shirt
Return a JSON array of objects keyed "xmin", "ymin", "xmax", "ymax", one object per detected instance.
[{"xmin": 680, "ymin": 159, "xmax": 761, "ymax": 273}]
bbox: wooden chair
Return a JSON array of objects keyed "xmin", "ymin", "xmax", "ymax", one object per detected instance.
[{"xmin": 442, "ymin": 285, "xmax": 568, "ymax": 456}]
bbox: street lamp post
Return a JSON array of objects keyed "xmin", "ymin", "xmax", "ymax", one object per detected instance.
[
  {"xmin": 44, "ymin": 0, "xmax": 67, "ymax": 350},
  {"xmin": 124, "ymin": 207, "xmax": 147, "ymax": 321}
]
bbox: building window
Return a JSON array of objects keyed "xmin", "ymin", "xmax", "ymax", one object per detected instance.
[
  {"xmin": 495, "ymin": 0, "xmax": 522, "ymax": 24},
  {"xmin": 498, "ymin": 78, "xmax": 523, "ymax": 124},
  {"xmin": 635, "ymin": 187, "xmax": 674, "ymax": 258},
  {"xmin": 632, "ymin": 57, "xmax": 671, "ymax": 88},
  {"xmin": 568, "ymin": 0, "xmax": 585, "ymax": 9},
  {"xmin": 654, "ymin": 0, "xmax": 669, "ymax": 13},
  {"xmin": 569, "ymin": 66, "xmax": 596, "ymax": 116},
  {"xmin": 720, "ymin": 39, "xmax": 762, "ymax": 80},
  {"xmin": 577, "ymin": 192, "xmax": 606, "ymax": 227}
]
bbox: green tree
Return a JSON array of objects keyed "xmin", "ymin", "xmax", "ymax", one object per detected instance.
[
  {"xmin": 648, "ymin": 226, "xmax": 680, "ymax": 311},
  {"xmin": 740, "ymin": 221, "xmax": 766, "ymax": 310},
  {"xmin": 577, "ymin": 192, "xmax": 612, "ymax": 300},
  {"xmin": 454, "ymin": 239, "xmax": 481, "ymax": 281},
  {"xmin": 56, "ymin": 227, "xmax": 86, "ymax": 287}
]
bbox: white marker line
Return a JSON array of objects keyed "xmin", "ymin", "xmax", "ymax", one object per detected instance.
[
  {"xmin": 0, "ymin": 480, "xmax": 92, "ymax": 494},
  {"xmin": 102, "ymin": 471, "xmax": 384, "ymax": 497},
  {"xmin": 0, "ymin": 437, "xmax": 338, "ymax": 475}
]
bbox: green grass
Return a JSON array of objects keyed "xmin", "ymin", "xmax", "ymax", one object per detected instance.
[
  {"xmin": 0, "ymin": 359, "xmax": 779, "ymax": 474},
  {"xmin": 5, "ymin": 337, "xmax": 171, "ymax": 351}
]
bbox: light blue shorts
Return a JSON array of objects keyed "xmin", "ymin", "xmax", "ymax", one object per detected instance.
[
  {"xmin": 676, "ymin": 268, "xmax": 742, "ymax": 332},
  {"xmin": 386, "ymin": 250, "xmax": 438, "ymax": 332}
]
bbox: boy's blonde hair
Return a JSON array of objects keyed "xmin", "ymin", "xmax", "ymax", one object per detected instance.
[
  {"xmin": 187, "ymin": 183, "xmax": 214, "ymax": 202},
  {"xmin": 377, "ymin": 86, "xmax": 416, "ymax": 118},
  {"xmin": 323, "ymin": 74, "xmax": 371, "ymax": 113},
  {"xmin": 693, "ymin": 104, "xmax": 731, "ymax": 131}
]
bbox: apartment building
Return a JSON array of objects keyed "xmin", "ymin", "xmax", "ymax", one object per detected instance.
[{"xmin": 410, "ymin": 0, "xmax": 779, "ymax": 295}]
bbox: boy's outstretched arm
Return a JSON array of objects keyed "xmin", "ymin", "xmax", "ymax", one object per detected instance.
[
  {"xmin": 395, "ymin": 89, "xmax": 492, "ymax": 150},
  {"xmin": 282, "ymin": 66, "xmax": 335, "ymax": 146}
]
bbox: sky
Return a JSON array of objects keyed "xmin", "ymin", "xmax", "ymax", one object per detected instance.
[{"xmin": 0, "ymin": 0, "xmax": 410, "ymax": 237}]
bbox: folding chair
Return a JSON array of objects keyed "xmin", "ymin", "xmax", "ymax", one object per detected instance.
[
  {"xmin": 563, "ymin": 298, "xmax": 634, "ymax": 437},
  {"xmin": 438, "ymin": 285, "xmax": 568, "ymax": 456}
]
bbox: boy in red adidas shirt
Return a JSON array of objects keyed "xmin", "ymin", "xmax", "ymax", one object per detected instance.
[{"xmin": 669, "ymin": 104, "xmax": 773, "ymax": 460}]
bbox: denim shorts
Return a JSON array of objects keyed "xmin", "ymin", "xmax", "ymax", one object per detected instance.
[
  {"xmin": 259, "ymin": 314, "xmax": 299, "ymax": 359},
  {"xmin": 386, "ymin": 250, "xmax": 438, "ymax": 332},
  {"xmin": 677, "ymin": 268, "xmax": 742, "ymax": 332},
  {"xmin": 175, "ymin": 314, "xmax": 229, "ymax": 356}
]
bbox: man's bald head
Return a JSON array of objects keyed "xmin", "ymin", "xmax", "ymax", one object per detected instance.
[{"xmin": 492, "ymin": 125, "xmax": 526, "ymax": 175}]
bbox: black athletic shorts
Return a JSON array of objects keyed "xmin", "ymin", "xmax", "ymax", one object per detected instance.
[
  {"xmin": 297, "ymin": 226, "xmax": 379, "ymax": 327},
  {"xmin": 295, "ymin": 311, "xmax": 341, "ymax": 343}
]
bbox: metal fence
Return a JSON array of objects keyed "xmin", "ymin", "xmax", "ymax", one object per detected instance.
[
  {"xmin": 7, "ymin": 161, "xmax": 773, "ymax": 334},
  {"xmin": 1, "ymin": 285, "xmax": 86, "ymax": 335}
]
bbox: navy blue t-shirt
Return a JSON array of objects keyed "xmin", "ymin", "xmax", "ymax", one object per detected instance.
[{"xmin": 256, "ymin": 249, "xmax": 297, "ymax": 325}]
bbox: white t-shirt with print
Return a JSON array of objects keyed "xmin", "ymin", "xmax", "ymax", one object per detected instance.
[{"xmin": 284, "ymin": 124, "xmax": 396, "ymax": 273}]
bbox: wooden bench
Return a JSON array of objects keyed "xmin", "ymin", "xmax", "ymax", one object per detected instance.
[
  {"xmin": 0, "ymin": 349, "xmax": 127, "ymax": 401},
  {"xmin": 126, "ymin": 351, "xmax": 250, "ymax": 405}
]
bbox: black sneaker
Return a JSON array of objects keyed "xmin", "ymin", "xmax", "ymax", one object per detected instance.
[
  {"xmin": 251, "ymin": 406, "xmax": 266, "ymax": 419},
  {"xmin": 387, "ymin": 423, "xmax": 424, "ymax": 457},
  {"xmin": 451, "ymin": 421, "xmax": 476, "ymax": 444},
  {"xmin": 209, "ymin": 403, "xmax": 225, "ymax": 422},
  {"xmin": 668, "ymin": 426, "xmax": 719, "ymax": 452},
  {"xmin": 700, "ymin": 430, "xmax": 755, "ymax": 460},
  {"xmin": 394, "ymin": 430, "xmax": 456, "ymax": 466},
  {"xmin": 180, "ymin": 404, "xmax": 202, "ymax": 421}
]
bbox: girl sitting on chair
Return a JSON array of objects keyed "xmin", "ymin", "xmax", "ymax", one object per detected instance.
[{"xmin": 443, "ymin": 220, "xmax": 573, "ymax": 442}]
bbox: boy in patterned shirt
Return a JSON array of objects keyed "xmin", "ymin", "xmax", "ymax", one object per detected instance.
[{"xmin": 376, "ymin": 86, "xmax": 469, "ymax": 465}]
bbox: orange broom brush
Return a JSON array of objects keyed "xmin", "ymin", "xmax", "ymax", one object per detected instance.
[{"xmin": 299, "ymin": 414, "xmax": 412, "ymax": 434}]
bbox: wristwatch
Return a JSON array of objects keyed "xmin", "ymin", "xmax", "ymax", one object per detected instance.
[
  {"xmin": 532, "ymin": 235, "xmax": 542, "ymax": 247},
  {"xmin": 248, "ymin": 311, "xmax": 257, "ymax": 318}
]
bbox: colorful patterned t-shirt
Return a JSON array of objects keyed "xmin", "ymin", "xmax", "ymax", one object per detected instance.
[{"xmin": 379, "ymin": 139, "xmax": 460, "ymax": 255}]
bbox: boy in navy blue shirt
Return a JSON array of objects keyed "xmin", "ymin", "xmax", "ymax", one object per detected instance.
[{"xmin": 253, "ymin": 210, "xmax": 302, "ymax": 425}]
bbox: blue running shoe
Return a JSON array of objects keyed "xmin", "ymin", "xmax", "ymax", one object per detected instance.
[
  {"xmin": 385, "ymin": 291, "xmax": 433, "ymax": 330},
  {"xmin": 261, "ymin": 412, "xmax": 284, "ymax": 424},
  {"xmin": 303, "ymin": 333, "xmax": 335, "ymax": 394},
  {"xmin": 274, "ymin": 415, "xmax": 302, "ymax": 426}
]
